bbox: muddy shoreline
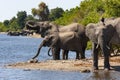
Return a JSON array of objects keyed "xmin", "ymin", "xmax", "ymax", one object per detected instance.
[{"xmin": 6, "ymin": 56, "xmax": 120, "ymax": 72}]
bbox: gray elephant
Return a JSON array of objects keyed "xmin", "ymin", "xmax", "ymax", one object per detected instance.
[
  {"xmin": 26, "ymin": 21, "xmax": 88, "ymax": 60},
  {"xmin": 31, "ymin": 31, "xmax": 85, "ymax": 60},
  {"xmin": 86, "ymin": 17, "xmax": 120, "ymax": 70},
  {"xmin": 25, "ymin": 21, "xmax": 86, "ymax": 38}
]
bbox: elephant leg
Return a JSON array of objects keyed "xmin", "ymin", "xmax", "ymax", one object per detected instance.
[
  {"xmin": 62, "ymin": 50, "xmax": 69, "ymax": 60},
  {"xmin": 100, "ymin": 43, "xmax": 110, "ymax": 70},
  {"xmin": 76, "ymin": 51, "xmax": 80, "ymax": 60},
  {"xmin": 92, "ymin": 43, "xmax": 99, "ymax": 70},
  {"xmin": 78, "ymin": 47, "xmax": 85, "ymax": 59},
  {"xmin": 52, "ymin": 47, "xmax": 60, "ymax": 60},
  {"xmin": 80, "ymin": 46, "xmax": 86, "ymax": 59},
  {"xmin": 81, "ymin": 41, "xmax": 87, "ymax": 59}
]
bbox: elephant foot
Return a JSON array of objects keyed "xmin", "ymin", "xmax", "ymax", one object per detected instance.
[
  {"xmin": 79, "ymin": 55, "xmax": 85, "ymax": 59},
  {"xmin": 104, "ymin": 68, "xmax": 110, "ymax": 71},
  {"xmin": 92, "ymin": 67, "xmax": 99, "ymax": 72},
  {"xmin": 81, "ymin": 57, "xmax": 85, "ymax": 59},
  {"xmin": 104, "ymin": 64, "xmax": 110, "ymax": 71},
  {"xmin": 92, "ymin": 66, "xmax": 98, "ymax": 72},
  {"xmin": 27, "ymin": 59, "xmax": 38, "ymax": 63}
]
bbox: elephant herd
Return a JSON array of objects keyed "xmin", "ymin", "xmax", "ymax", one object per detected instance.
[
  {"xmin": 7, "ymin": 30, "xmax": 33, "ymax": 36},
  {"xmin": 26, "ymin": 17, "xmax": 120, "ymax": 71}
]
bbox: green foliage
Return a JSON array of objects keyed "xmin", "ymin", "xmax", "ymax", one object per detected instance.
[
  {"xmin": 0, "ymin": 22, "xmax": 8, "ymax": 32},
  {"xmin": 55, "ymin": 7, "xmax": 82, "ymax": 25},
  {"xmin": 31, "ymin": 8, "xmax": 37, "ymax": 16},
  {"xmin": 55, "ymin": 0, "xmax": 120, "ymax": 26},
  {"xmin": 7, "ymin": 17, "xmax": 20, "ymax": 31},
  {"xmin": 3, "ymin": 20, "xmax": 9, "ymax": 26},
  {"xmin": 9, "ymin": 19, "xmax": 19, "ymax": 31},
  {"xmin": 49, "ymin": 7, "xmax": 64, "ymax": 21},
  {"xmin": 31, "ymin": 2, "xmax": 49, "ymax": 21},
  {"xmin": 25, "ymin": 15, "xmax": 35, "ymax": 21},
  {"xmin": 104, "ymin": 0, "xmax": 120, "ymax": 17},
  {"xmin": 17, "ymin": 11, "xmax": 27, "ymax": 29},
  {"xmin": 81, "ymin": 11, "xmax": 100, "ymax": 25},
  {"xmin": 86, "ymin": 41, "xmax": 92, "ymax": 50}
]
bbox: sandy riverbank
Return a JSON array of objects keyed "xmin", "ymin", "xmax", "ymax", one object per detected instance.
[
  {"xmin": 28, "ymin": 33, "xmax": 41, "ymax": 38},
  {"xmin": 6, "ymin": 56, "xmax": 120, "ymax": 72}
]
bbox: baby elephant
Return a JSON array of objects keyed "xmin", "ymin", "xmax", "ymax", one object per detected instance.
[{"xmin": 31, "ymin": 31, "xmax": 87, "ymax": 60}]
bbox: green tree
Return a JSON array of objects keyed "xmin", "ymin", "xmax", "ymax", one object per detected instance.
[
  {"xmin": 0, "ymin": 22, "xmax": 8, "ymax": 32},
  {"xmin": 55, "ymin": 7, "xmax": 82, "ymax": 25},
  {"xmin": 104, "ymin": 0, "xmax": 120, "ymax": 17},
  {"xmin": 49, "ymin": 7, "xmax": 64, "ymax": 21},
  {"xmin": 25, "ymin": 15, "xmax": 35, "ymax": 21},
  {"xmin": 9, "ymin": 17, "xmax": 19, "ymax": 31},
  {"xmin": 31, "ymin": 2, "xmax": 49, "ymax": 21},
  {"xmin": 17, "ymin": 11, "xmax": 27, "ymax": 29},
  {"xmin": 3, "ymin": 20, "xmax": 10, "ymax": 26}
]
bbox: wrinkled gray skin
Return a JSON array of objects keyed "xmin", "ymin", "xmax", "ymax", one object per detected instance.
[
  {"xmin": 32, "ymin": 31, "xmax": 85, "ymax": 60},
  {"xmin": 26, "ymin": 21, "xmax": 88, "ymax": 60},
  {"xmin": 86, "ymin": 17, "xmax": 120, "ymax": 70}
]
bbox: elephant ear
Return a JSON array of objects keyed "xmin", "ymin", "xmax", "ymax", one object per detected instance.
[{"xmin": 47, "ymin": 34, "xmax": 59, "ymax": 47}]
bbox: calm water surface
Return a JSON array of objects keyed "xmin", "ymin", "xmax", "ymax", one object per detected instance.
[{"xmin": 0, "ymin": 34, "xmax": 120, "ymax": 80}]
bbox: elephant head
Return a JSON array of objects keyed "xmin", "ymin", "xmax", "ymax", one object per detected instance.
[
  {"xmin": 25, "ymin": 20, "xmax": 41, "ymax": 31},
  {"xmin": 32, "ymin": 33, "xmax": 59, "ymax": 59},
  {"xmin": 25, "ymin": 21, "xmax": 59, "ymax": 37}
]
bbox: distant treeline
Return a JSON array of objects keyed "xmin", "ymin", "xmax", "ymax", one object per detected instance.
[{"xmin": 0, "ymin": 0, "xmax": 120, "ymax": 32}]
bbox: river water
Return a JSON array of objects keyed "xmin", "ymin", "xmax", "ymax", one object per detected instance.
[{"xmin": 0, "ymin": 34, "xmax": 120, "ymax": 80}]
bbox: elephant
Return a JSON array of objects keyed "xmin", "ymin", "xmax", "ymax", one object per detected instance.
[
  {"xmin": 31, "ymin": 31, "xmax": 86, "ymax": 60},
  {"xmin": 26, "ymin": 21, "xmax": 88, "ymax": 60},
  {"xmin": 85, "ymin": 17, "xmax": 120, "ymax": 70},
  {"xmin": 7, "ymin": 30, "xmax": 33, "ymax": 36},
  {"xmin": 25, "ymin": 20, "xmax": 86, "ymax": 38},
  {"xmin": 7, "ymin": 31, "xmax": 20, "ymax": 36}
]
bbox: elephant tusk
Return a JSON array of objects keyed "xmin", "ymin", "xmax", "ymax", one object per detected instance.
[
  {"xmin": 96, "ymin": 44, "xmax": 99, "ymax": 49},
  {"xmin": 106, "ymin": 45, "xmax": 110, "ymax": 50},
  {"xmin": 26, "ymin": 23, "xmax": 32, "ymax": 27}
]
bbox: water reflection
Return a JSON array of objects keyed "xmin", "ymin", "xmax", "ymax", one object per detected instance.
[
  {"xmin": 87, "ymin": 70, "xmax": 120, "ymax": 80},
  {"xmin": 92, "ymin": 71, "xmax": 111, "ymax": 80}
]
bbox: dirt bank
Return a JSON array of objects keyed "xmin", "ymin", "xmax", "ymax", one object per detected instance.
[
  {"xmin": 28, "ymin": 33, "xmax": 41, "ymax": 38},
  {"xmin": 6, "ymin": 56, "xmax": 120, "ymax": 72}
]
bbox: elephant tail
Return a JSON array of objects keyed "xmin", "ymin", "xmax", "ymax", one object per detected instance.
[{"xmin": 48, "ymin": 47, "xmax": 52, "ymax": 56}]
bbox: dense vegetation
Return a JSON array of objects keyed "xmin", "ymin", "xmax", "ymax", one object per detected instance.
[
  {"xmin": 0, "ymin": 0, "xmax": 120, "ymax": 31},
  {"xmin": 55, "ymin": 0, "xmax": 120, "ymax": 25}
]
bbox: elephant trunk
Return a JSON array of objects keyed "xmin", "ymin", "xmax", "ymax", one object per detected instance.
[
  {"xmin": 32, "ymin": 40, "xmax": 45, "ymax": 59},
  {"xmin": 48, "ymin": 47, "xmax": 52, "ymax": 56},
  {"xmin": 26, "ymin": 21, "xmax": 39, "ymax": 30}
]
